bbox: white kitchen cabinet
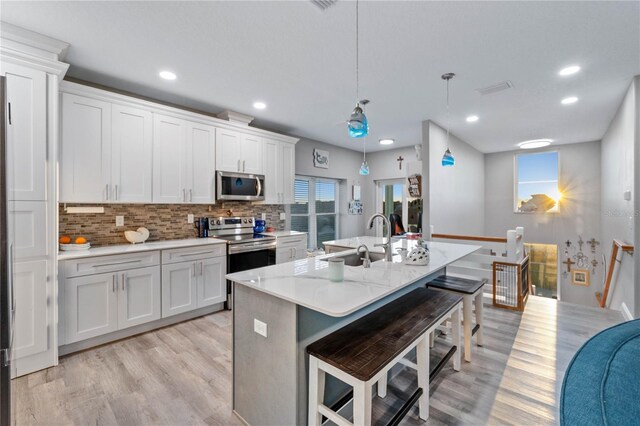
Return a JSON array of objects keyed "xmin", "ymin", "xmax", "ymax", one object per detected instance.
[
  {"xmin": 161, "ymin": 261, "xmax": 198, "ymax": 317},
  {"xmin": 117, "ymin": 266, "xmax": 161, "ymax": 329},
  {"xmin": 9, "ymin": 201, "xmax": 47, "ymax": 260},
  {"xmin": 65, "ymin": 271, "xmax": 118, "ymax": 344},
  {"xmin": 153, "ymin": 114, "xmax": 187, "ymax": 203},
  {"xmin": 12, "ymin": 260, "xmax": 48, "ymax": 359},
  {"xmin": 261, "ymin": 139, "xmax": 295, "ymax": 204},
  {"xmin": 197, "ymin": 256, "xmax": 226, "ymax": 308},
  {"xmin": 60, "ymin": 93, "xmax": 111, "ymax": 202},
  {"xmin": 3, "ymin": 63, "xmax": 47, "ymax": 201},
  {"xmin": 275, "ymin": 234, "xmax": 308, "ymax": 264},
  {"xmin": 186, "ymin": 122, "xmax": 216, "ymax": 204},
  {"xmin": 215, "ymin": 128, "xmax": 263, "ymax": 174},
  {"xmin": 111, "ymin": 104, "xmax": 153, "ymax": 202}
]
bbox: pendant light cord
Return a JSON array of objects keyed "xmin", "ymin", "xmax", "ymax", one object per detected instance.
[
  {"xmin": 446, "ymin": 77, "xmax": 450, "ymax": 147},
  {"xmin": 356, "ymin": 0, "xmax": 359, "ymax": 102}
]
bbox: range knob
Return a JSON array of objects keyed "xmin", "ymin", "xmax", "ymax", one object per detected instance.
[
  {"xmin": 216, "ymin": 220, "xmax": 221, "ymax": 225},
  {"xmin": 248, "ymin": 218, "xmax": 253, "ymax": 223},
  {"xmin": 243, "ymin": 219, "xmax": 248, "ymax": 223}
]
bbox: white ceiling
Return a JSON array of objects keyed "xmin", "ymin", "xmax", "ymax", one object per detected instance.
[{"xmin": 2, "ymin": 1, "xmax": 639, "ymax": 153}]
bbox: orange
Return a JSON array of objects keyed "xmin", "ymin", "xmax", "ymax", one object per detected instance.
[
  {"xmin": 75, "ymin": 237, "xmax": 87, "ymax": 244},
  {"xmin": 59, "ymin": 235, "xmax": 71, "ymax": 244}
]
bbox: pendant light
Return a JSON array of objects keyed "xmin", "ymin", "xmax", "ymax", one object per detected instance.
[
  {"xmin": 347, "ymin": 0, "xmax": 369, "ymax": 138},
  {"xmin": 359, "ymin": 100, "xmax": 370, "ymax": 175},
  {"xmin": 441, "ymin": 73, "xmax": 455, "ymax": 167}
]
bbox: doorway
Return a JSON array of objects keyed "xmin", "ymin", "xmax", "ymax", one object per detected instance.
[
  {"xmin": 375, "ymin": 179, "xmax": 422, "ymax": 237},
  {"xmin": 525, "ymin": 243, "xmax": 558, "ymax": 299}
]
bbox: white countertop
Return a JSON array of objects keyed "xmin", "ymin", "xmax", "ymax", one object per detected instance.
[
  {"xmin": 226, "ymin": 239, "xmax": 480, "ymax": 317},
  {"xmin": 58, "ymin": 237, "xmax": 226, "ymax": 261},
  {"xmin": 323, "ymin": 236, "xmax": 397, "ymax": 253},
  {"xmin": 261, "ymin": 231, "xmax": 306, "ymax": 238}
]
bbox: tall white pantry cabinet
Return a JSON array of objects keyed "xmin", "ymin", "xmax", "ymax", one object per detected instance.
[{"xmin": 1, "ymin": 24, "xmax": 69, "ymax": 375}]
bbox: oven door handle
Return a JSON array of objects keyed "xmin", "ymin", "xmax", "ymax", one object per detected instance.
[{"xmin": 229, "ymin": 244, "xmax": 276, "ymax": 255}]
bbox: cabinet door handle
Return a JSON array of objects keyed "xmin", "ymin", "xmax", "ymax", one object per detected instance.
[
  {"xmin": 237, "ymin": 160, "xmax": 241, "ymax": 172},
  {"xmin": 192, "ymin": 262, "xmax": 196, "ymax": 277},
  {"xmin": 200, "ymin": 262, "xmax": 203, "ymax": 276},
  {"xmin": 189, "ymin": 189, "xmax": 192, "ymax": 202},
  {"xmin": 182, "ymin": 189, "xmax": 186, "ymax": 202},
  {"xmin": 105, "ymin": 184, "xmax": 109, "ymax": 200},
  {"xmin": 243, "ymin": 160, "xmax": 246, "ymax": 172},
  {"xmin": 112, "ymin": 275, "xmax": 116, "ymax": 293},
  {"xmin": 115, "ymin": 184, "xmax": 118, "ymax": 200},
  {"xmin": 293, "ymin": 247, "xmax": 297, "ymax": 258},
  {"xmin": 121, "ymin": 273, "xmax": 126, "ymax": 290},
  {"xmin": 7, "ymin": 102, "xmax": 11, "ymax": 125}
]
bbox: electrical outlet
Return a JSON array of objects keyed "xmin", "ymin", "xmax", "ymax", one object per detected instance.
[
  {"xmin": 115, "ymin": 216, "xmax": 124, "ymax": 227},
  {"xmin": 261, "ymin": 213, "xmax": 266, "ymax": 221},
  {"xmin": 188, "ymin": 214, "xmax": 194, "ymax": 224},
  {"xmin": 253, "ymin": 319, "xmax": 267, "ymax": 338},
  {"xmin": 624, "ymin": 190, "xmax": 632, "ymax": 201},
  {"xmin": 280, "ymin": 212, "xmax": 286, "ymax": 221}
]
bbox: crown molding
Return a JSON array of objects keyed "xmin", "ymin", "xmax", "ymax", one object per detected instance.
[{"xmin": 1, "ymin": 22, "xmax": 69, "ymax": 76}]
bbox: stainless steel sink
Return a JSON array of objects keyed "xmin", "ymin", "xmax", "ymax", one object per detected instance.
[{"xmin": 320, "ymin": 251, "xmax": 386, "ymax": 267}]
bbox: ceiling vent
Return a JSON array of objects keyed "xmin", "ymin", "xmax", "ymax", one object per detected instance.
[
  {"xmin": 475, "ymin": 80, "xmax": 513, "ymax": 96},
  {"xmin": 311, "ymin": 0, "xmax": 338, "ymax": 11}
]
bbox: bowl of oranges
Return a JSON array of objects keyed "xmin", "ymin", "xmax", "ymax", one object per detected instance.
[{"xmin": 59, "ymin": 235, "xmax": 91, "ymax": 251}]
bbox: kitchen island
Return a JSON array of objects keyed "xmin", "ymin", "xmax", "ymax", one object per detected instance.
[{"xmin": 227, "ymin": 239, "xmax": 480, "ymax": 425}]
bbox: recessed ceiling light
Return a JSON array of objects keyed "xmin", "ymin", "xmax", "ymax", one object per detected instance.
[
  {"xmin": 561, "ymin": 96, "xmax": 578, "ymax": 105},
  {"xmin": 466, "ymin": 115, "xmax": 479, "ymax": 123},
  {"xmin": 518, "ymin": 139, "xmax": 552, "ymax": 149},
  {"xmin": 159, "ymin": 70, "xmax": 177, "ymax": 80},
  {"xmin": 558, "ymin": 65, "xmax": 581, "ymax": 76},
  {"xmin": 253, "ymin": 101, "xmax": 266, "ymax": 110},
  {"xmin": 379, "ymin": 139, "xmax": 394, "ymax": 145}
]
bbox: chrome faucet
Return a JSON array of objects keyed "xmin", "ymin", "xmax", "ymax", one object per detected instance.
[
  {"xmin": 368, "ymin": 213, "xmax": 393, "ymax": 262},
  {"xmin": 356, "ymin": 244, "xmax": 371, "ymax": 268}
]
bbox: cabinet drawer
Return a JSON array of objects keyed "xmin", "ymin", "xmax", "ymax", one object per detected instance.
[
  {"xmin": 161, "ymin": 244, "xmax": 225, "ymax": 264},
  {"xmin": 276, "ymin": 235, "xmax": 307, "ymax": 249},
  {"xmin": 64, "ymin": 251, "xmax": 160, "ymax": 278}
]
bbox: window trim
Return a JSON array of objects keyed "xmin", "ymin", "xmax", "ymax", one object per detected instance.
[
  {"xmin": 514, "ymin": 150, "xmax": 561, "ymax": 214},
  {"xmin": 290, "ymin": 175, "xmax": 340, "ymax": 250}
]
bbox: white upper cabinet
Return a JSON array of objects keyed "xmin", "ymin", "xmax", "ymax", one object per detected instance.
[
  {"xmin": 186, "ymin": 122, "xmax": 216, "ymax": 204},
  {"xmin": 215, "ymin": 128, "xmax": 263, "ymax": 174},
  {"xmin": 152, "ymin": 114, "xmax": 187, "ymax": 204},
  {"xmin": 3, "ymin": 63, "xmax": 47, "ymax": 201},
  {"xmin": 60, "ymin": 93, "xmax": 111, "ymax": 202},
  {"xmin": 240, "ymin": 133, "xmax": 263, "ymax": 174},
  {"xmin": 111, "ymin": 104, "xmax": 153, "ymax": 202},
  {"xmin": 261, "ymin": 138, "xmax": 296, "ymax": 204}
]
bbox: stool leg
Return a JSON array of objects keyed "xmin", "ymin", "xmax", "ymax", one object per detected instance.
[
  {"xmin": 416, "ymin": 336, "xmax": 430, "ymax": 420},
  {"xmin": 377, "ymin": 372, "xmax": 387, "ymax": 398},
  {"xmin": 353, "ymin": 381, "xmax": 372, "ymax": 426},
  {"xmin": 451, "ymin": 306, "xmax": 461, "ymax": 371},
  {"xmin": 475, "ymin": 291, "xmax": 484, "ymax": 347},
  {"xmin": 463, "ymin": 295, "xmax": 473, "ymax": 363},
  {"xmin": 429, "ymin": 330, "xmax": 435, "ymax": 348},
  {"xmin": 308, "ymin": 356, "xmax": 325, "ymax": 426}
]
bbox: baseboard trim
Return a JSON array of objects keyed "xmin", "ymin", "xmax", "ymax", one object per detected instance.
[{"xmin": 620, "ymin": 302, "xmax": 634, "ymax": 321}]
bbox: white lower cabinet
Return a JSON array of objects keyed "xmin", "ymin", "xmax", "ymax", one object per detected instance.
[
  {"xmin": 161, "ymin": 255, "xmax": 226, "ymax": 318},
  {"xmin": 275, "ymin": 234, "xmax": 308, "ymax": 264},
  {"xmin": 64, "ymin": 265, "xmax": 161, "ymax": 344},
  {"xmin": 13, "ymin": 260, "xmax": 48, "ymax": 360},
  {"xmin": 161, "ymin": 261, "xmax": 198, "ymax": 317}
]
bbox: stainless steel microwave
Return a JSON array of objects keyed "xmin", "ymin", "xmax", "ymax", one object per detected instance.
[{"xmin": 216, "ymin": 171, "xmax": 265, "ymax": 201}]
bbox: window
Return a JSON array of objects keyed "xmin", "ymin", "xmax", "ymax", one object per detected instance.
[
  {"xmin": 515, "ymin": 151, "xmax": 560, "ymax": 213},
  {"xmin": 290, "ymin": 177, "xmax": 339, "ymax": 250},
  {"xmin": 375, "ymin": 179, "xmax": 423, "ymax": 236}
]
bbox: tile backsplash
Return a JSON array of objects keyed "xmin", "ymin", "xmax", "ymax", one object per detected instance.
[{"xmin": 59, "ymin": 202, "xmax": 286, "ymax": 247}]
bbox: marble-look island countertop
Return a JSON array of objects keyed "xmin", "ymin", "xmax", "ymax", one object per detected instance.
[
  {"xmin": 261, "ymin": 230, "xmax": 306, "ymax": 238},
  {"xmin": 226, "ymin": 239, "xmax": 480, "ymax": 317},
  {"xmin": 58, "ymin": 237, "xmax": 227, "ymax": 261}
]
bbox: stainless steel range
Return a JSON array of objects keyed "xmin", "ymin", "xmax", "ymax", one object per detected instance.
[{"xmin": 208, "ymin": 217, "xmax": 276, "ymax": 309}]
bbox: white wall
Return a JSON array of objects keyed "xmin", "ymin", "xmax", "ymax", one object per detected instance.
[
  {"xmin": 484, "ymin": 141, "xmax": 602, "ymax": 307},
  {"xmin": 424, "ymin": 120, "xmax": 485, "ymax": 235},
  {"xmin": 293, "ymin": 138, "xmax": 367, "ymax": 240},
  {"xmin": 600, "ymin": 77, "xmax": 638, "ymax": 317}
]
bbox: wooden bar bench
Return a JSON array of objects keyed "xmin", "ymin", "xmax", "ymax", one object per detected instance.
[
  {"xmin": 307, "ymin": 288, "xmax": 463, "ymax": 426},
  {"xmin": 426, "ymin": 274, "xmax": 486, "ymax": 362}
]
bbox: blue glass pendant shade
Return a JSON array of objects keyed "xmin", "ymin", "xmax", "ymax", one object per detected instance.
[
  {"xmin": 442, "ymin": 148, "xmax": 455, "ymax": 167},
  {"xmin": 359, "ymin": 160, "xmax": 370, "ymax": 175},
  {"xmin": 348, "ymin": 104, "xmax": 369, "ymax": 138}
]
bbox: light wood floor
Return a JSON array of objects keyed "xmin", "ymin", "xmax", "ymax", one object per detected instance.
[{"xmin": 14, "ymin": 296, "xmax": 622, "ymax": 425}]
